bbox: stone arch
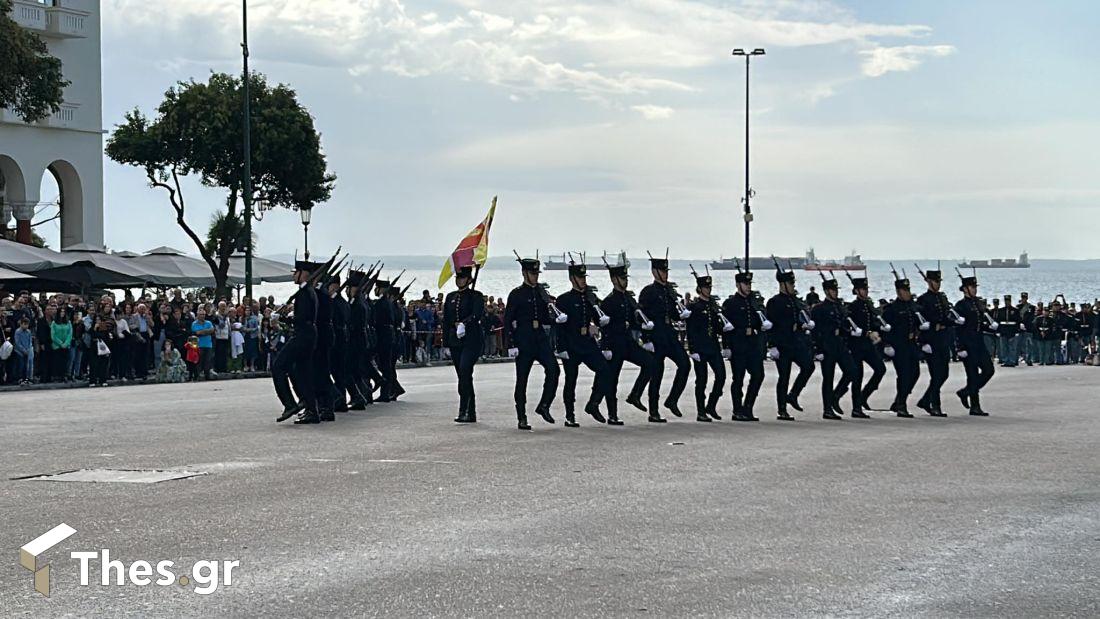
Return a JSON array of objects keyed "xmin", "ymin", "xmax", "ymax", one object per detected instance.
[
  {"xmin": 0, "ymin": 154, "xmax": 28, "ymax": 234},
  {"xmin": 45, "ymin": 159, "xmax": 83, "ymax": 249}
]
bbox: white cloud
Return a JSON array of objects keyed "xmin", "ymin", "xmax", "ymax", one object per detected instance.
[
  {"xmin": 860, "ymin": 44, "xmax": 957, "ymax": 78},
  {"xmin": 632, "ymin": 105, "xmax": 675, "ymax": 120}
]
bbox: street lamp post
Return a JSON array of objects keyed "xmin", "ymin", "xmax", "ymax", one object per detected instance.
[
  {"xmin": 241, "ymin": 0, "xmax": 254, "ymax": 299},
  {"xmin": 731, "ymin": 48, "xmax": 764, "ymax": 270},
  {"xmin": 300, "ymin": 206, "xmax": 312, "ymax": 260}
]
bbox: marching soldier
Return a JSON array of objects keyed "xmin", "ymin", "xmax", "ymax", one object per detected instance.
[
  {"xmin": 954, "ymin": 272, "xmax": 996, "ymax": 415},
  {"xmin": 386, "ymin": 283, "xmax": 407, "ymax": 400},
  {"xmin": 555, "ymin": 261, "xmax": 613, "ymax": 427},
  {"xmin": 638, "ymin": 253, "xmax": 691, "ymax": 418},
  {"xmin": 685, "ymin": 267, "xmax": 729, "ymax": 422},
  {"xmin": 599, "ymin": 263, "xmax": 662, "ymax": 422},
  {"xmin": 372, "ymin": 279, "xmax": 399, "ymax": 402},
  {"xmin": 810, "ymin": 273, "xmax": 857, "ymax": 420},
  {"xmin": 722, "ymin": 265, "xmax": 770, "ymax": 422},
  {"xmin": 996, "ymin": 295, "xmax": 1021, "ymax": 367},
  {"xmin": 345, "ymin": 270, "xmax": 371, "ymax": 409},
  {"xmin": 443, "ymin": 265, "xmax": 485, "ymax": 423},
  {"xmin": 845, "ymin": 274, "xmax": 886, "ymax": 415},
  {"xmin": 312, "ymin": 273, "xmax": 337, "ymax": 421},
  {"xmin": 915, "ymin": 266, "xmax": 959, "ymax": 416},
  {"xmin": 274, "ymin": 260, "xmax": 320, "ymax": 424},
  {"xmin": 765, "ymin": 262, "xmax": 815, "ymax": 421},
  {"xmin": 882, "ymin": 267, "xmax": 923, "ymax": 417},
  {"xmin": 503, "ymin": 255, "xmax": 561, "ymax": 430},
  {"xmin": 329, "ymin": 275, "xmax": 352, "ymax": 413}
]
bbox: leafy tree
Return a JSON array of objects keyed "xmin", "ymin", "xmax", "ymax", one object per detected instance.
[
  {"xmin": 0, "ymin": 0, "xmax": 69, "ymax": 121},
  {"xmin": 204, "ymin": 210, "xmax": 255, "ymax": 257},
  {"xmin": 106, "ymin": 72, "xmax": 335, "ymax": 297}
]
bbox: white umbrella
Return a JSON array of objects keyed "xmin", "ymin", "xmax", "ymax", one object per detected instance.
[{"xmin": 0, "ymin": 238, "xmax": 76, "ymax": 271}]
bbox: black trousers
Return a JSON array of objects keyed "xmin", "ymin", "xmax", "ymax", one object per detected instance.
[
  {"xmin": 729, "ymin": 335, "xmax": 765, "ymax": 415},
  {"xmin": 312, "ymin": 327, "xmax": 335, "ymax": 413},
  {"xmin": 692, "ymin": 350, "xmax": 726, "ymax": 415},
  {"xmin": 605, "ymin": 339, "xmax": 656, "ymax": 408},
  {"xmin": 820, "ymin": 339, "xmax": 856, "ymax": 410},
  {"xmin": 272, "ymin": 325, "xmax": 317, "ymax": 411},
  {"xmin": 345, "ymin": 336, "xmax": 367, "ymax": 404},
  {"xmin": 849, "ymin": 337, "xmax": 886, "ymax": 409},
  {"xmin": 562, "ymin": 346, "xmax": 614, "ymax": 418},
  {"xmin": 961, "ymin": 338, "xmax": 995, "ymax": 406},
  {"xmin": 450, "ymin": 343, "xmax": 480, "ymax": 417},
  {"xmin": 330, "ymin": 330, "xmax": 348, "ymax": 408},
  {"xmin": 649, "ymin": 328, "xmax": 690, "ymax": 411},
  {"xmin": 376, "ymin": 336, "xmax": 398, "ymax": 399},
  {"xmin": 920, "ymin": 333, "xmax": 951, "ymax": 407},
  {"xmin": 891, "ymin": 341, "xmax": 921, "ymax": 405},
  {"xmin": 514, "ymin": 335, "xmax": 560, "ymax": 417},
  {"xmin": 775, "ymin": 339, "xmax": 814, "ymax": 410}
]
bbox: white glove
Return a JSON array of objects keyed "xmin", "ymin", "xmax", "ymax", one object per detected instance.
[
  {"xmin": 884, "ymin": 345, "xmax": 895, "ymax": 358},
  {"xmin": 921, "ymin": 344, "xmax": 933, "ymax": 354},
  {"xmin": 642, "ymin": 342, "xmax": 655, "ymax": 353},
  {"xmin": 456, "ymin": 323, "xmax": 466, "ymax": 339},
  {"xmin": 690, "ymin": 352, "xmax": 701, "ymax": 362},
  {"xmin": 602, "ymin": 350, "xmax": 612, "ymax": 361},
  {"xmin": 555, "ymin": 350, "xmax": 570, "ymax": 360},
  {"xmin": 721, "ymin": 348, "xmax": 731, "ymax": 359},
  {"xmin": 804, "ymin": 320, "xmax": 816, "ymax": 331},
  {"xmin": 882, "ymin": 324, "xmax": 893, "ymax": 333},
  {"xmin": 851, "ymin": 327, "xmax": 863, "ymax": 337},
  {"xmin": 762, "ymin": 319, "xmax": 773, "ymax": 331},
  {"xmin": 555, "ymin": 313, "xmax": 569, "ymax": 324},
  {"xmin": 958, "ymin": 349, "xmax": 969, "ymax": 359},
  {"xmin": 919, "ymin": 322, "xmax": 931, "ymax": 331},
  {"xmin": 508, "ymin": 347, "xmax": 519, "ymax": 358},
  {"xmin": 722, "ymin": 322, "xmax": 734, "ymax": 332},
  {"xmin": 679, "ymin": 309, "xmax": 692, "ymax": 320},
  {"xmin": 955, "ymin": 316, "xmax": 966, "ymax": 326},
  {"xmin": 989, "ymin": 321, "xmax": 1000, "ymax": 331},
  {"xmin": 599, "ymin": 315, "xmax": 610, "ymax": 327},
  {"xmin": 767, "ymin": 347, "xmax": 780, "ymax": 360},
  {"xmin": 642, "ymin": 321, "xmax": 655, "ymax": 331}
]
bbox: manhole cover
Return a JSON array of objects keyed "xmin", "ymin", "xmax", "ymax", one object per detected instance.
[{"xmin": 15, "ymin": 469, "xmax": 206, "ymax": 484}]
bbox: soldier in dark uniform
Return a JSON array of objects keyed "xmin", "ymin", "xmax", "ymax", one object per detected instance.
[
  {"xmin": 1017, "ymin": 293, "xmax": 1036, "ymax": 366},
  {"xmin": 638, "ymin": 255, "xmax": 691, "ymax": 418},
  {"xmin": 915, "ymin": 267, "xmax": 959, "ymax": 416},
  {"xmin": 599, "ymin": 263, "xmax": 661, "ymax": 422},
  {"xmin": 810, "ymin": 273, "xmax": 857, "ymax": 420},
  {"xmin": 882, "ymin": 271, "xmax": 923, "ymax": 417},
  {"xmin": 996, "ymin": 294, "xmax": 1021, "ymax": 367},
  {"xmin": 312, "ymin": 274, "xmax": 337, "ymax": 421},
  {"xmin": 503, "ymin": 256, "xmax": 561, "ymax": 430},
  {"xmin": 274, "ymin": 260, "xmax": 320, "ymax": 424},
  {"xmin": 722, "ymin": 267, "xmax": 769, "ymax": 421},
  {"xmin": 443, "ymin": 265, "xmax": 485, "ymax": 423},
  {"xmin": 846, "ymin": 275, "xmax": 887, "ymax": 414},
  {"xmin": 555, "ymin": 262, "xmax": 613, "ymax": 427},
  {"xmin": 954, "ymin": 273, "xmax": 996, "ymax": 415},
  {"xmin": 765, "ymin": 264, "xmax": 815, "ymax": 421},
  {"xmin": 345, "ymin": 270, "xmax": 371, "ymax": 409},
  {"xmin": 386, "ymin": 283, "xmax": 407, "ymax": 400},
  {"xmin": 372, "ymin": 279, "xmax": 398, "ymax": 402},
  {"xmin": 685, "ymin": 269, "xmax": 729, "ymax": 422},
  {"xmin": 329, "ymin": 275, "xmax": 351, "ymax": 413}
]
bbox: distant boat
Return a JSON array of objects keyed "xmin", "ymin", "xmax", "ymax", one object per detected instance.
[
  {"xmin": 802, "ymin": 248, "xmax": 866, "ymax": 272},
  {"xmin": 958, "ymin": 252, "xmax": 1030, "ymax": 269},
  {"xmin": 710, "ymin": 256, "xmax": 809, "ymax": 270},
  {"xmin": 544, "ymin": 250, "xmax": 629, "ymax": 271}
]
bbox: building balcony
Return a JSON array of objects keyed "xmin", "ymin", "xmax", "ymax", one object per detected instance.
[
  {"xmin": 10, "ymin": 1, "xmax": 89, "ymax": 39},
  {"xmin": 0, "ymin": 103, "xmax": 79, "ymax": 129},
  {"xmin": 11, "ymin": 0, "xmax": 47, "ymax": 32}
]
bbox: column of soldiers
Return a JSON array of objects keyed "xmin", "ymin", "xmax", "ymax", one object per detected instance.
[
  {"xmin": 432, "ymin": 253, "xmax": 1001, "ymax": 432},
  {"xmin": 271, "ymin": 258, "xmax": 408, "ymax": 425}
]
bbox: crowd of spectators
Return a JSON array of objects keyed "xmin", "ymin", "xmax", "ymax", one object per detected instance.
[{"xmin": 397, "ymin": 290, "xmax": 508, "ymax": 364}]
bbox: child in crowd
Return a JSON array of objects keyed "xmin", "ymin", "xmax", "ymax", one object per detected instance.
[
  {"xmin": 14, "ymin": 317, "xmax": 35, "ymax": 385},
  {"xmin": 184, "ymin": 336, "xmax": 201, "ymax": 381}
]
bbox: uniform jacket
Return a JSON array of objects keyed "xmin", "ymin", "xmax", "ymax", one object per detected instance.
[
  {"xmin": 503, "ymin": 283, "xmax": 555, "ymax": 352},
  {"xmin": 554, "ymin": 287, "xmax": 603, "ymax": 354},
  {"xmin": 443, "ymin": 288, "xmax": 486, "ymax": 349}
]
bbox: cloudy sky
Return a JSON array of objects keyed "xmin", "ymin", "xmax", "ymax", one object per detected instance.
[{"xmin": 66, "ymin": 0, "xmax": 1100, "ymax": 259}]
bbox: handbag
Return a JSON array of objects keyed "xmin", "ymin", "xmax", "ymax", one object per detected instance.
[
  {"xmin": 96, "ymin": 339, "xmax": 111, "ymax": 357},
  {"xmin": 0, "ymin": 340, "xmax": 12, "ymax": 361}
]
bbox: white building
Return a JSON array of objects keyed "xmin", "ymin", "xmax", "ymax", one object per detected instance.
[{"xmin": 0, "ymin": 0, "xmax": 103, "ymax": 249}]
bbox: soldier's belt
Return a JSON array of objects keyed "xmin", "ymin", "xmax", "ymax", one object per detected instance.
[
  {"xmin": 579, "ymin": 327, "xmax": 589, "ymax": 335},
  {"xmin": 935, "ymin": 324, "xmax": 945, "ymax": 331},
  {"xmin": 532, "ymin": 320, "xmax": 540, "ymax": 328}
]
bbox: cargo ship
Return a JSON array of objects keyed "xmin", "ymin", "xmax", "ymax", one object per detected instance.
[
  {"xmin": 958, "ymin": 252, "xmax": 1030, "ymax": 269},
  {"xmin": 802, "ymin": 248, "xmax": 866, "ymax": 272},
  {"xmin": 710, "ymin": 256, "xmax": 808, "ymax": 270},
  {"xmin": 710, "ymin": 248, "xmax": 864, "ymax": 272},
  {"xmin": 544, "ymin": 250, "xmax": 629, "ymax": 271}
]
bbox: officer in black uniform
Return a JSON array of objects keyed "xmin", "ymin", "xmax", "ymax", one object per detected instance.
[
  {"xmin": 599, "ymin": 263, "xmax": 661, "ymax": 422},
  {"xmin": 555, "ymin": 262, "xmax": 613, "ymax": 427},
  {"xmin": 638, "ymin": 255, "xmax": 691, "ymax": 418},
  {"xmin": 503, "ymin": 256, "xmax": 560, "ymax": 430},
  {"xmin": 845, "ymin": 275, "xmax": 887, "ymax": 414},
  {"xmin": 312, "ymin": 273, "xmax": 337, "ymax": 421},
  {"xmin": 882, "ymin": 270, "xmax": 922, "ymax": 417},
  {"xmin": 345, "ymin": 270, "xmax": 371, "ymax": 409},
  {"xmin": 372, "ymin": 279, "xmax": 397, "ymax": 402},
  {"xmin": 685, "ymin": 268, "xmax": 728, "ymax": 422},
  {"xmin": 995, "ymin": 295, "xmax": 1021, "ymax": 367},
  {"xmin": 329, "ymin": 275, "xmax": 351, "ymax": 413},
  {"xmin": 274, "ymin": 260, "xmax": 320, "ymax": 424},
  {"xmin": 443, "ymin": 265, "xmax": 485, "ymax": 423},
  {"xmin": 915, "ymin": 266, "xmax": 959, "ymax": 416},
  {"xmin": 810, "ymin": 273, "xmax": 857, "ymax": 420},
  {"xmin": 722, "ymin": 267, "xmax": 769, "ymax": 421},
  {"xmin": 386, "ymin": 283, "xmax": 407, "ymax": 401},
  {"xmin": 765, "ymin": 264, "xmax": 815, "ymax": 421},
  {"xmin": 954, "ymin": 273, "xmax": 996, "ymax": 416}
]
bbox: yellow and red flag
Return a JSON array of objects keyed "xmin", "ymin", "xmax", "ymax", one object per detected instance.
[{"xmin": 438, "ymin": 196, "xmax": 497, "ymax": 288}]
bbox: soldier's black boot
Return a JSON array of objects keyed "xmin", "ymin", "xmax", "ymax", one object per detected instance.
[
  {"xmin": 454, "ymin": 406, "xmax": 474, "ymax": 423},
  {"xmin": 930, "ymin": 402, "xmax": 947, "ymax": 417},
  {"xmin": 276, "ymin": 401, "xmax": 305, "ymax": 423},
  {"xmin": 320, "ymin": 408, "xmax": 336, "ymax": 422},
  {"xmin": 969, "ymin": 394, "xmax": 988, "ymax": 416},
  {"xmin": 648, "ymin": 396, "xmax": 666, "ymax": 422},
  {"xmin": 956, "ymin": 388, "xmax": 970, "ymax": 409},
  {"xmin": 564, "ymin": 410, "xmax": 579, "ymax": 428},
  {"xmin": 822, "ymin": 402, "xmax": 842, "ymax": 420},
  {"xmin": 916, "ymin": 395, "xmax": 934, "ymax": 416},
  {"xmin": 349, "ymin": 398, "xmax": 367, "ymax": 411},
  {"xmin": 777, "ymin": 408, "xmax": 795, "ymax": 421},
  {"xmin": 334, "ymin": 398, "xmax": 349, "ymax": 413},
  {"xmin": 606, "ymin": 398, "xmax": 623, "ymax": 426},
  {"xmin": 786, "ymin": 394, "xmax": 805, "ymax": 412},
  {"xmin": 584, "ymin": 400, "xmax": 607, "ymax": 424},
  {"xmin": 625, "ymin": 392, "xmax": 647, "ymax": 412},
  {"xmin": 535, "ymin": 403, "xmax": 556, "ymax": 424},
  {"xmin": 664, "ymin": 399, "xmax": 683, "ymax": 418},
  {"xmin": 517, "ymin": 406, "xmax": 532, "ymax": 430},
  {"xmin": 294, "ymin": 408, "xmax": 321, "ymax": 424},
  {"xmin": 891, "ymin": 402, "xmax": 913, "ymax": 418}
]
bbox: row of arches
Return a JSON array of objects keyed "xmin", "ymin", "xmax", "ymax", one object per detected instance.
[{"xmin": 0, "ymin": 153, "xmax": 82, "ymax": 249}]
